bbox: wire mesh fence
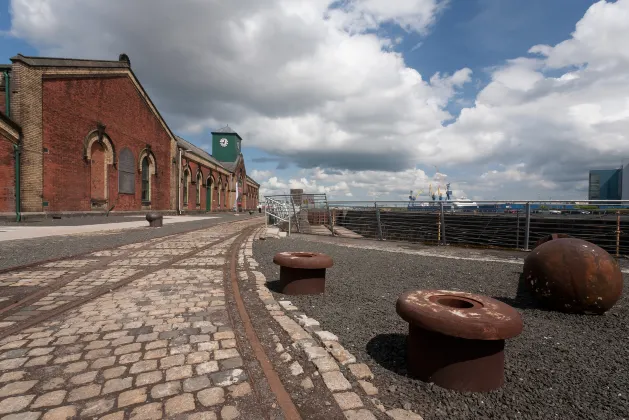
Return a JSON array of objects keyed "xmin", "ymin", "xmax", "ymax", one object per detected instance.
[{"xmin": 263, "ymin": 196, "xmax": 629, "ymax": 257}]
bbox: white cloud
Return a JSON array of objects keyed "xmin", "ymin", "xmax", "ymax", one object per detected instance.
[{"xmin": 7, "ymin": 0, "xmax": 629, "ymax": 200}]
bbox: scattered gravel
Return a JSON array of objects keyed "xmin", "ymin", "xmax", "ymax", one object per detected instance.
[
  {"xmin": 253, "ymin": 236, "xmax": 629, "ymax": 420},
  {"xmin": 0, "ymin": 214, "xmax": 260, "ymax": 270}
]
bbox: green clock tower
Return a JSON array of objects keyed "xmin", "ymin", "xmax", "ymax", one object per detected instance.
[{"xmin": 211, "ymin": 125, "xmax": 242, "ymax": 162}]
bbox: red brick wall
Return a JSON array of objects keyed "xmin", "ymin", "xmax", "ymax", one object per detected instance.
[
  {"xmin": 0, "ymin": 133, "xmax": 16, "ymax": 212},
  {"xmin": 0, "ymin": 91, "xmax": 6, "ymax": 115},
  {"xmin": 181, "ymin": 160, "xmax": 218, "ymax": 212},
  {"xmin": 41, "ymin": 76, "xmax": 173, "ymax": 211}
]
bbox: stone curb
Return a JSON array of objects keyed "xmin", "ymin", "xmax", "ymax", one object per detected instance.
[{"xmin": 238, "ymin": 227, "xmax": 424, "ymax": 420}]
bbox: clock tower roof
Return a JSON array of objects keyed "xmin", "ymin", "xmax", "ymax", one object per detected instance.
[{"xmin": 211, "ymin": 124, "xmax": 242, "ymax": 140}]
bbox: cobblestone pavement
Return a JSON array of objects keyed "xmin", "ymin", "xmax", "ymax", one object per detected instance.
[{"xmin": 0, "ymin": 218, "xmax": 273, "ymax": 419}]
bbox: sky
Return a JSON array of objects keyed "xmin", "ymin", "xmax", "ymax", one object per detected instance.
[{"xmin": 1, "ymin": 0, "xmax": 627, "ymax": 202}]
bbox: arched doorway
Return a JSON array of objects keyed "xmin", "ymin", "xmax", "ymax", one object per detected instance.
[
  {"xmin": 206, "ymin": 176, "xmax": 213, "ymax": 211},
  {"xmin": 90, "ymin": 142, "xmax": 107, "ymax": 205}
]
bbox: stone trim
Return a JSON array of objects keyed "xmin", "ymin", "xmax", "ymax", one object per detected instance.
[{"xmin": 242, "ymin": 227, "xmax": 425, "ymax": 420}]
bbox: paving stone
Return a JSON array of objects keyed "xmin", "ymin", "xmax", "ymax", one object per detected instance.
[
  {"xmin": 196, "ymin": 361, "xmax": 219, "ymax": 375},
  {"xmin": 0, "ymin": 371, "xmax": 25, "ymax": 382},
  {"xmin": 170, "ymin": 344, "xmax": 192, "ymax": 355},
  {"xmin": 130, "ymin": 360, "xmax": 157, "ymax": 374},
  {"xmin": 0, "ymin": 357, "xmax": 28, "ymax": 370},
  {"xmin": 80, "ymin": 398, "xmax": 115, "ymax": 416},
  {"xmin": 91, "ymin": 356, "xmax": 116, "ymax": 369},
  {"xmin": 312, "ymin": 356, "xmax": 340, "ymax": 373},
  {"xmin": 334, "ymin": 392, "xmax": 364, "ymax": 410},
  {"xmin": 1, "ymin": 412, "xmax": 41, "ymax": 420},
  {"xmin": 214, "ymin": 348, "xmax": 239, "ymax": 360},
  {"xmin": 100, "ymin": 411, "xmax": 124, "ymax": 420},
  {"xmin": 144, "ymin": 348, "xmax": 167, "ymax": 360},
  {"xmin": 0, "ymin": 380, "xmax": 38, "ymax": 397},
  {"xmin": 228, "ymin": 382, "xmax": 252, "ymax": 398},
  {"xmin": 130, "ymin": 402, "xmax": 162, "ymax": 420},
  {"xmin": 221, "ymin": 339, "xmax": 237, "ymax": 349},
  {"xmin": 166, "ymin": 365, "xmax": 193, "ymax": 381},
  {"xmin": 186, "ymin": 412, "xmax": 218, "ymax": 420},
  {"xmin": 114, "ymin": 343, "xmax": 142, "ymax": 355},
  {"xmin": 136, "ymin": 332, "xmax": 159, "ymax": 342},
  {"xmin": 219, "ymin": 357, "xmax": 243, "ymax": 370},
  {"xmin": 0, "ymin": 395, "xmax": 35, "ymax": 414},
  {"xmin": 213, "ymin": 331, "xmax": 235, "ymax": 340},
  {"xmin": 160, "ymin": 354, "xmax": 185, "ymax": 369},
  {"xmin": 198, "ymin": 341, "xmax": 219, "ymax": 352},
  {"xmin": 197, "ymin": 387, "xmax": 225, "ymax": 407},
  {"xmin": 103, "ymin": 377, "xmax": 133, "ymax": 394},
  {"xmin": 303, "ymin": 346, "xmax": 328, "ymax": 360},
  {"xmin": 165, "ymin": 393, "xmax": 196, "ymax": 416},
  {"xmin": 385, "ymin": 409, "xmax": 424, "ymax": 420},
  {"xmin": 315, "ymin": 330, "xmax": 339, "ymax": 341},
  {"xmin": 54, "ymin": 354, "xmax": 81, "ymax": 364},
  {"xmin": 66, "ymin": 383, "xmax": 101, "ymax": 403},
  {"xmin": 42, "ymin": 378, "xmax": 64, "ymax": 391},
  {"xmin": 63, "ymin": 361, "xmax": 88, "ymax": 374},
  {"xmin": 183, "ymin": 375, "xmax": 212, "ymax": 392},
  {"xmin": 358, "ymin": 380, "xmax": 378, "ymax": 396},
  {"xmin": 84, "ymin": 349, "xmax": 112, "ymax": 360},
  {"xmin": 344, "ymin": 409, "xmax": 378, "ymax": 420},
  {"xmin": 151, "ymin": 381, "xmax": 181, "ymax": 399},
  {"xmin": 70, "ymin": 370, "xmax": 97, "ymax": 385},
  {"xmin": 190, "ymin": 334, "xmax": 211, "ymax": 344},
  {"xmin": 103, "ymin": 366, "xmax": 127, "ymax": 379},
  {"xmin": 31, "ymin": 390, "xmax": 67, "ymax": 408},
  {"xmin": 321, "ymin": 371, "xmax": 352, "ymax": 392},
  {"xmin": 221, "ymin": 405, "xmax": 240, "ymax": 420},
  {"xmin": 145, "ymin": 340, "xmax": 168, "ymax": 350},
  {"xmin": 27, "ymin": 347, "xmax": 55, "ymax": 357},
  {"xmin": 84, "ymin": 340, "xmax": 110, "ymax": 350},
  {"xmin": 301, "ymin": 377, "xmax": 314, "ymax": 390},
  {"xmin": 116, "ymin": 350, "xmax": 141, "ymax": 363},
  {"xmin": 210, "ymin": 369, "xmax": 247, "ymax": 387},
  {"xmin": 136, "ymin": 370, "xmax": 163, "ymax": 386},
  {"xmin": 118, "ymin": 387, "xmax": 147, "ymax": 407},
  {"xmin": 41, "ymin": 406, "xmax": 77, "ymax": 420}
]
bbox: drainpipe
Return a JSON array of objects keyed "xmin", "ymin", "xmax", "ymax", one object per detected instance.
[
  {"xmin": 177, "ymin": 147, "xmax": 182, "ymax": 215},
  {"xmin": 13, "ymin": 141, "xmax": 21, "ymax": 222}
]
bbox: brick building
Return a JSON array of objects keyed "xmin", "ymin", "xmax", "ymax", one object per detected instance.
[{"xmin": 0, "ymin": 54, "xmax": 259, "ymax": 219}]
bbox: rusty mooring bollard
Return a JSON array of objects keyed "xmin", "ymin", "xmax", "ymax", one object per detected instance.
[
  {"xmin": 272, "ymin": 252, "xmax": 334, "ymax": 295},
  {"xmin": 523, "ymin": 237, "xmax": 623, "ymax": 314},
  {"xmin": 146, "ymin": 212, "xmax": 163, "ymax": 228},
  {"xmin": 396, "ymin": 289, "xmax": 523, "ymax": 392}
]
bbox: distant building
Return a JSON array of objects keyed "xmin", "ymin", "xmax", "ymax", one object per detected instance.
[{"xmin": 588, "ymin": 169, "xmax": 621, "ymax": 200}]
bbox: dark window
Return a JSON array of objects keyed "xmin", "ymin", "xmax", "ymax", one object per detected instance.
[
  {"xmin": 141, "ymin": 157, "xmax": 150, "ymax": 201},
  {"xmin": 196, "ymin": 173, "xmax": 202, "ymax": 205},
  {"xmin": 183, "ymin": 171, "xmax": 189, "ymax": 206},
  {"xmin": 119, "ymin": 148, "xmax": 135, "ymax": 194}
]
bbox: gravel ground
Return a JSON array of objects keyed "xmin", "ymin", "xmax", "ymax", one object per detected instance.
[
  {"xmin": 253, "ymin": 236, "xmax": 629, "ymax": 420},
  {"xmin": 0, "ymin": 214, "xmax": 262, "ymax": 270}
]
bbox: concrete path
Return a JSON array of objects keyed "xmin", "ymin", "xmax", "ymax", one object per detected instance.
[{"xmin": 0, "ymin": 216, "xmax": 219, "ymax": 242}]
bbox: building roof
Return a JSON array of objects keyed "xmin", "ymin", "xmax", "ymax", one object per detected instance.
[
  {"xmin": 11, "ymin": 53, "xmax": 131, "ymax": 69},
  {"xmin": 211, "ymin": 125, "xmax": 242, "ymax": 140},
  {"xmin": 176, "ymin": 136, "xmax": 221, "ymax": 166},
  {"xmin": 0, "ymin": 110, "xmax": 22, "ymax": 135},
  {"xmin": 246, "ymin": 175, "xmax": 260, "ymax": 186}
]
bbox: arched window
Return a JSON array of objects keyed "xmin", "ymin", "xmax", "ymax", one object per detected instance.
[
  {"xmin": 196, "ymin": 171, "xmax": 202, "ymax": 206},
  {"xmin": 119, "ymin": 148, "xmax": 135, "ymax": 194},
  {"xmin": 217, "ymin": 181, "xmax": 222, "ymax": 207},
  {"xmin": 141, "ymin": 157, "xmax": 150, "ymax": 202},
  {"xmin": 183, "ymin": 169, "xmax": 190, "ymax": 206}
]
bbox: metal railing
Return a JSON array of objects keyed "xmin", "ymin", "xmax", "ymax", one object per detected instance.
[{"xmin": 264, "ymin": 196, "xmax": 629, "ymax": 257}]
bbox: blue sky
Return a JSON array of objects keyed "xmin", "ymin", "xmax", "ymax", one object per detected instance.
[{"xmin": 1, "ymin": 0, "xmax": 617, "ymax": 200}]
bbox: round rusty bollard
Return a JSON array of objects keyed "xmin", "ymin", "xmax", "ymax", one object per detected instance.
[
  {"xmin": 146, "ymin": 212, "xmax": 163, "ymax": 228},
  {"xmin": 272, "ymin": 252, "xmax": 334, "ymax": 295},
  {"xmin": 523, "ymin": 238, "xmax": 623, "ymax": 314},
  {"xmin": 533, "ymin": 233, "xmax": 572, "ymax": 249},
  {"xmin": 396, "ymin": 290, "xmax": 523, "ymax": 392}
]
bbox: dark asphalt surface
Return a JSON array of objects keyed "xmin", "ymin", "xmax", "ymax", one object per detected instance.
[
  {"xmin": 253, "ymin": 236, "xmax": 629, "ymax": 420},
  {"xmin": 0, "ymin": 214, "xmax": 149, "ymax": 226},
  {"xmin": 0, "ymin": 213, "xmax": 263, "ymax": 271}
]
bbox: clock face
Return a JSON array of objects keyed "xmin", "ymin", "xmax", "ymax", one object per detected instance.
[{"xmin": 219, "ymin": 138, "xmax": 229, "ymax": 147}]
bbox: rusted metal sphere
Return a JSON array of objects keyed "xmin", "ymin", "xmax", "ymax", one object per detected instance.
[
  {"xmin": 523, "ymin": 238, "xmax": 623, "ymax": 314},
  {"xmin": 533, "ymin": 233, "xmax": 572, "ymax": 250},
  {"xmin": 272, "ymin": 252, "xmax": 334, "ymax": 295},
  {"xmin": 396, "ymin": 290, "xmax": 523, "ymax": 392}
]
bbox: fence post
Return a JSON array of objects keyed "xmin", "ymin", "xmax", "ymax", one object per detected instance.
[
  {"xmin": 516, "ymin": 211, "xmax": 520, "ymax": 249},
  {"xmin": 326, "ymin": 198, "xmax": 335, "ymax": 236},
  {"xmin": 524, "ymin": 202, "xmax": 531, "ymax": 251},
  {"xmin": 375, "ymin": 202, "xmax": 383, "ymax": 240},
  {"xmin": 616, "ymin": 211, "xmax": 621, "ymax": 258},
  {"xmin": 440, "ymin": 201, "xmax": 446, "ymax": 245}
]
